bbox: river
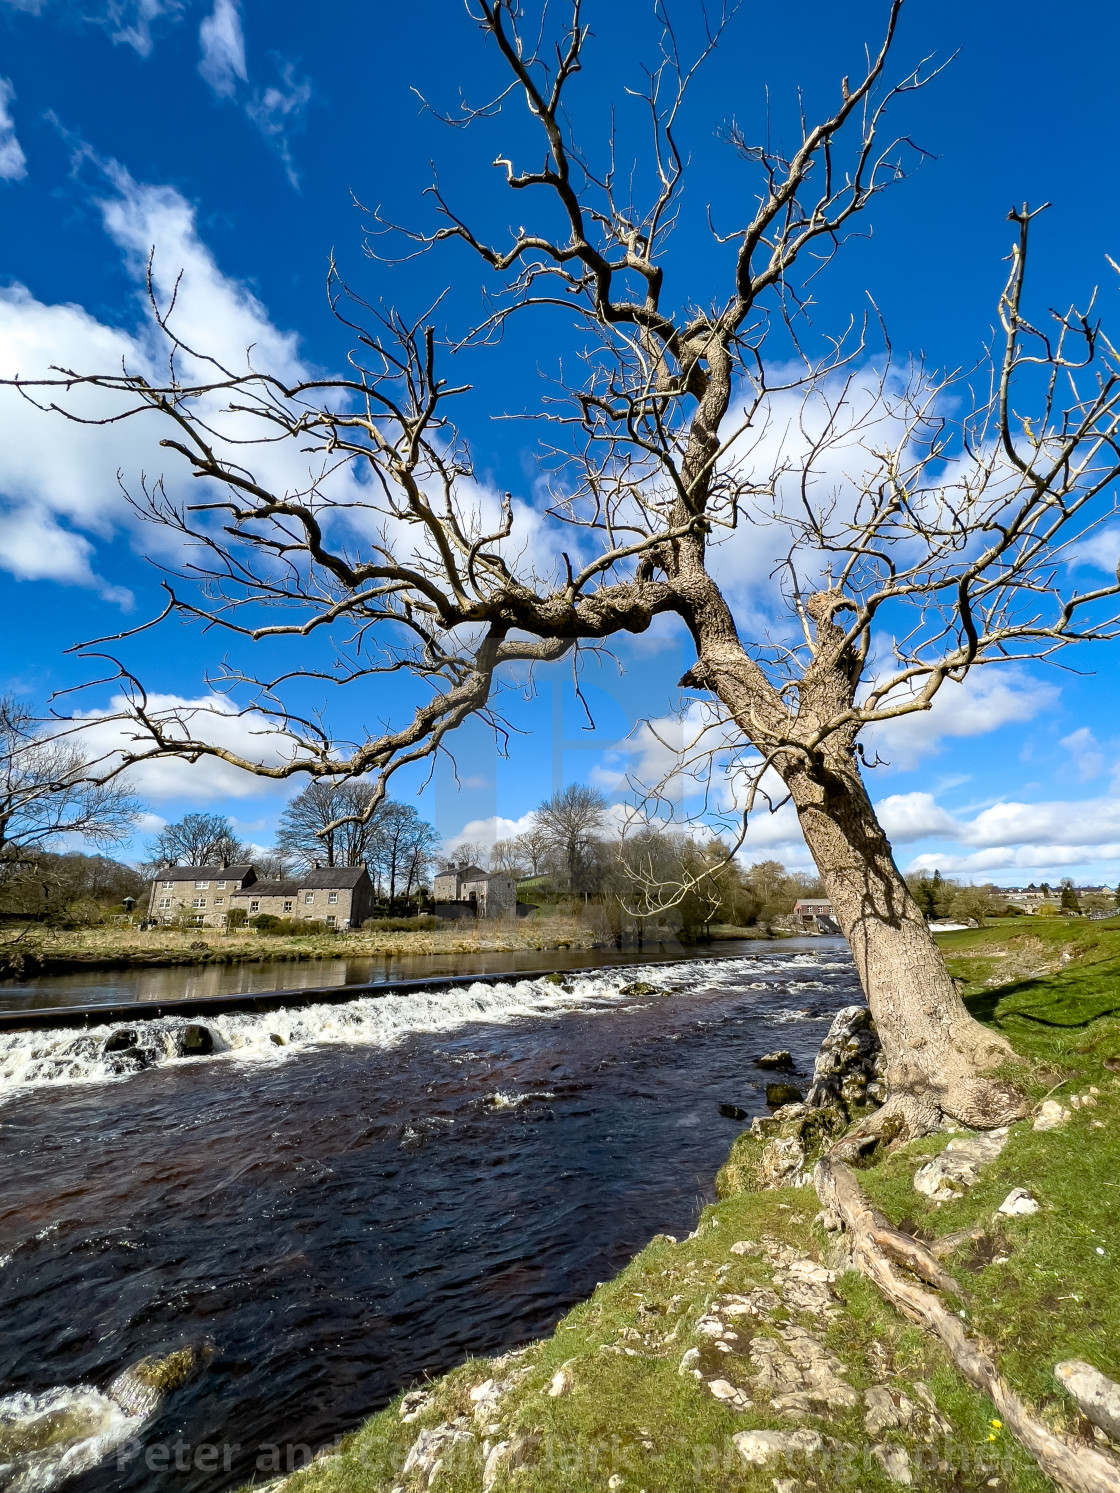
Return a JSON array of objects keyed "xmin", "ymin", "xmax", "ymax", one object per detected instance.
[{"xmin": 0, "ymin": 939, "xmax": 859, "ymax": 1493}]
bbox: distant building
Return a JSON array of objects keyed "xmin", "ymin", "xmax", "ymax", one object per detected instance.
[
  {"xmin": 229, "ymin": 865, "xmax": 374, "ymax": 929},
  {"xmin": 432, "ymin": 863, "xmax": 517, "ymax": 919},
  {"xmin": 793, "ymin": 898, "xmax": 833, "ymax": 919},
  {"xmin": 147, "ymin": 864, "xmax": 257, "ymax": 927}
]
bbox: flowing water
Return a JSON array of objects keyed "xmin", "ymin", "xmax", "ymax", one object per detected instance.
[
  {"xmin": 0, "ymin": 944, "xmax": 728, "ymax": 1013},
  {"xmin": 0, "ymin": 940, "xmax": 860, "ymax": 1493}
]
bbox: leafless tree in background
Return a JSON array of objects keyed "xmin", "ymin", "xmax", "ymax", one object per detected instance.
[
  {"xmin": 143, "ymin": 810, "xmax": 249, "ymax": 870},
  {"xmin": 0, "ymin": 696, "xmax": 139, "ymax": 869},
  {"xmin": 14, "ymin": 0, "xmax": 1120, "ymax": 1136}
]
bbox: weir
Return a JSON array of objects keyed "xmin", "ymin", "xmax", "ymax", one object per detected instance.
[{"xmin": 0, "ymin": 945, "xmax": 769, "ymax": 1033}]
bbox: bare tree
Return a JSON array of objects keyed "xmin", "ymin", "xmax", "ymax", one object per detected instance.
[
  {"xmin": 0, "ymin": 697, "xmax": 139, "ymax": 871},
  {"xmin": 370, "ymin": 803, "xmax": 441, "ymax": 909},
  {"xmin": 511, "ymin": 827, "xmax": 552, "ymax": 878},
  {"xmin": 276, "ymin": 780, "xmax": 385, "ymax": 868},
  {"xmin": 535, "ymin": 784, "xmax": 609, "ymax": 893},
  {"xmin": 489, "ymin": 838, "xmax": 527, "ymax": 875},
  {"xmin": 14, "ymin": 1, "xmax": 1120, "ymax": 1136},
  {"xmin": 144, "ymin": 811, "xmax": 249, "ymax": 870}
]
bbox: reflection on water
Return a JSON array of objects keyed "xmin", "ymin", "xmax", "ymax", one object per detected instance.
[
  {"xmin": 0, "ymin": 942, "xmax": 859, "ymax": 1493},
  {"xmin": 0, "ymin": 940, "xmax": 763, "ymax": 1012}
]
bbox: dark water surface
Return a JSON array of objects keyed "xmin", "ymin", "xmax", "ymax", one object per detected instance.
[{"xmin": 0, "ymin": 941, "xmax": 860, "ymax": 1493}]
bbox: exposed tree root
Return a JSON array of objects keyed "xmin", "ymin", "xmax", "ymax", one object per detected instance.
[{"xmin": 815, "ymin": 1155, "xmax": 1120, "ymax": 1493}]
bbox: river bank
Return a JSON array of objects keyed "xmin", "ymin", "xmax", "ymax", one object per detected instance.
[
  {"xmin": 250, "ymin": 921, "xmax": 1120, "ymax": 1493},
  {"xmin": 0, "ymin": 918, "xmax": 780, "ymax": 984}
]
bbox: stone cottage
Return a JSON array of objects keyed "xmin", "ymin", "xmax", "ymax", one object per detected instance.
[
  {"xmin": 147, "ymin": 865, "xmax": 257, "ymax": 927},
  {"xmin": 432, "ymin": 863, "xmax": 517, "ymax": 918},
  {"xmin": 229, "ymin": 864, "xmax": 374, "ymax": 930}
]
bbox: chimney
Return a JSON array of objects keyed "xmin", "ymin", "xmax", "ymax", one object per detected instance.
[{"xmin": 313, "ymin": 859, "xmax": 320, "ymax": 870}]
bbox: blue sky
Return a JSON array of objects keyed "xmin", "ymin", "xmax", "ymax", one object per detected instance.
[{"xmin": 2, "ymin": 0, "xmax": 1120, "ymax": 885}]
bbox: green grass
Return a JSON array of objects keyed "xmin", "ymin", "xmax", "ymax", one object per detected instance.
[{"xmin": 241, "ymin": 924, "xmax": 1120, "ymax": 1493}]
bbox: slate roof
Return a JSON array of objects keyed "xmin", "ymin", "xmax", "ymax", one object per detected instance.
[
  {"xmin": 230, "ymin": 880, "xmax": 300, "ymax": 899},
  {"xmin": 227, "ymin": 866, "xmax": 370, "ymax": 897},
  {"xmin": 151, "ymin": 865, "xmax": 256, "ymax": 884},
  {"xmin": 297, "ymin": 866, "xmax": 371, "ymax": 888}
]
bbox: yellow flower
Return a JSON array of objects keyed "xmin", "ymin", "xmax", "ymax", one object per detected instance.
[
  {"xmin": 988, "ymin": 1433, "xmax": 997, "ymax": 1442},
  {"xmin": 991, "ymin": 1419, "xmax": 1002, "ymax": 1429}
]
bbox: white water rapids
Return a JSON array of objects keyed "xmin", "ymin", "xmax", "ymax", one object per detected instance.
[{"xmin": 0, "ymin": 953, "xmax": 846, "ymax": 1101}]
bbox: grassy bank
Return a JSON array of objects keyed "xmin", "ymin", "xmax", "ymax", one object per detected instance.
[
  {"xmin": 0, "ymin": 914, "xmax": 608, "ymax": 979},
  {"xmin": 250, "ymin": 918, "xmax": 1120, "ymax": 1492}
]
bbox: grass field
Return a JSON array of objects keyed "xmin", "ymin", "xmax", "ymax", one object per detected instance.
[{"xmin": 248, "ymin": 917, "xmax": 1120, "ymax": 1492}]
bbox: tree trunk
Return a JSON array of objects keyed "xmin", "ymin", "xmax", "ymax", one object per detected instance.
[{"xmin": 783, "ymin": 745, "xmax": 1025, "ymax": 1133}]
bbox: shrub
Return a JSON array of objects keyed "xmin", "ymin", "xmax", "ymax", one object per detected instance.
[
  {"xmin": 361, "ymin": 914, "xmax": 444, "ymax": 932},
  {"xmin": 225, "ymin": 907, "xmax": 248, "ymax": 928},
  {"xmin": 249, "ymin": 914, "xmax": 324, "ymax": 936}
]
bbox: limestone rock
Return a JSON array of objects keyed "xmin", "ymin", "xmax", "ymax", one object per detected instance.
[
  {"xmin": 757, "ymin": 1051, "xmax": 795, "ymax": 1071},
  {"xmin": 732, "ymin": 1428, "xmax": 823, "ymax": 1467},
  {"xmin": 707, "ymin": 1378, "xmax": 751, "ymax": 1410},
  {"xmin": 759, "ymin": 1136, "xmax": 807, "ymax": 1189},
  {"xmin": 766, "ymin": 1082, "xmax": 804, "ymax": 1107},
  {"xmin": 749, "ymin": 1324, "xmax": 858, "ymax": 1413},
  {"xmin": 1034, "ymin": 1099, "xmax": 1071, "ymax": 1131},
  {"xmin": 913, "ymin": 1130, "xmax": 1009, "ymax": 1202},
  {"xmin": 872, "ymin": 1443, "xmax": 913, "ymax": 1485},
  {"xmin": 401, "ymin": 1424, "xmax": 473, "ymax": 1487},
  {"xmin": 730, "ymin": 1239, "xmax": 761, "ymax": 1256},
  {"xmin": 399, "ymin": 1390, "xmax": 433, "ymax": 1424},
  {"xmin": 805, "ymin": 1006, "xmax": 881, "ymax": 1111},
  {"xmin": 1054, "ymin": 1360, "xmax": 1120, "ymax": 1441},
  {"xmin": 864, "ymin": 1385, "xmax": 915, "ymax": 1435},
  {"xmin": 997, "ymin": 1187, "xmax": 1040, "ymax": 1216},
  {"xmin": 546, "ymin": 1364, "xmax": 573, "ymax": 1397},
  {"xmin": 678, "ymin": 1348, "xmax": 700, "ymax": 1376}
]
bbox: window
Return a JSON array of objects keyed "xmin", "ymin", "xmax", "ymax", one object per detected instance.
[
  {"xmin": 161, "ymin": 880, "xmax": 173, "ymax": 890},
  {"xmin": 158, "ymin": 897, "xmax": 171, "ymax": 909},
  {"xmin": 192, "ymin": 897, "xmax": 207, "ymax": 908},
  {"xmin": 216, "ymin": 880, "xmax": 227, "ymax": 889},
  {"xmin": 249, "ymin": 900, "xmax": 260, "ymax": 913},
  {"xmin": 326, "ymin": 915, "xmax": 336, "ymax": 927},
  {"xmin": 283, "ymin": 900, "xmax": 293, "ymax": 913},
  {"xmin": 327, "ymin": 891, "xmax": 338, "ymax": 905},
  {"xmin": 304, "ymin": 892, "xmax": 314, "ymax": 905},
  {"xmin": 213, "ymin": 897, "xmax": 224, "ymax": 906},
  {"xmin": 195, "ymin": 880, "xmax": 209, "ymax": 890}
]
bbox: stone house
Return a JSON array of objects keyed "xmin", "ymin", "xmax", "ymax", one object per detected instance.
[
  {"xmin": 229, "ymin": 865, "xmax": 374, "ymax": 930},
  {"xmin": 793, "ymin": 898, "xmax": 833, "ymax": 919},
  {"xmin": 432, "ymin": 863, "xmax": 517, "ymax": 918},
  {"xmin": 147, "ymin": 865, "xmax": 257, "ymax": 928}
]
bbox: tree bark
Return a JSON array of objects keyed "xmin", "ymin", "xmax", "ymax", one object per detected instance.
[
  {"xmin": 682, "ymin": 590, "xmax": 1024, "ymax": 1135},
  {"xmin": 784, "ymin": 743, "xmax": 1025, "ymax": 1132}
]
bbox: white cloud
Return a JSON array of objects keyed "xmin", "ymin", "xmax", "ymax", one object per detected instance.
[
  {"xmin": 1060, "ymin": 726, "xmax": 1106, "ymax": 782},
  {"xmin": 865, "ymin": 671, "xmax": 1057, "ymax": 772},
  {"xmin": 198, "ymin": 0, "xmax": 247, "ymax": 98},
  {"xmin": 444, "ymin": 812, "xmax": 538, "ymax": 855},
  {"xmin": 70, "ymin": 691, "xmax": 302, "ymax": 801},
  {"xmin": 875, "ymin": 791, "xmax": 959, "ymax": 843},
  {"xmin": 2, "ymin": 0, "xmax": 183, "ymax": 54},
  {"xmin": 0, "ymin": 161, "xmax": 308, "ymax": 599},
  {"xmin": 246, "ymin": 62, "xmax": 311, "ymax": 187},
  {"xmin": 908, "ymin": 844, "xmax": 1120, "ymax": 878},
  {"xmin": 0, "ymin": 78, "xmax": 27, "ymax": 182}
]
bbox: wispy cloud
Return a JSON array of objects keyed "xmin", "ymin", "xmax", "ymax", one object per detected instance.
[
  {"xmin": 0, "ymin": 78, "xmax": 28, "ymax": 181},
  {"xmin": 0, "ymin": 0, "xmax": 184, "ymax": 55},
  {"xmin": 245, "ymin": 60, "xmax": 311, "ymax": 187},
  {"xmin": 198, "ymin": 0, "xmax": 246, "ymax": 98}
]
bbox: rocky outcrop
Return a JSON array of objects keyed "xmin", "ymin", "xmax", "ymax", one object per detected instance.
[
  {"xmin": 912, "ymin": 1129, "xmax": 1010, "ymax": 1202},
  {"xmin": 805, "ymin": 1005, "xmax": 885, "ymax": 1111}
]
